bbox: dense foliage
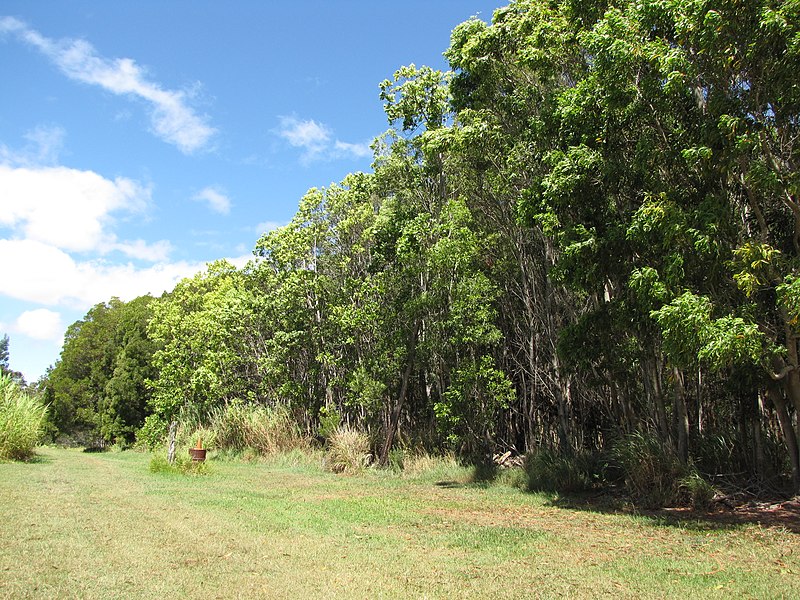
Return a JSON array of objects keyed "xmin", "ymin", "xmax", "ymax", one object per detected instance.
[
  {"xmin": 44, "ymin": 296, "xmax": 156, "ymax": 445},
  {"xmin": 44, "ymin": 0, "xmax": 800, "ymax": 493}
]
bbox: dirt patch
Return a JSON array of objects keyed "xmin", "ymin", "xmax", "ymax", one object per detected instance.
[
  {"xmin": 551, "ymin": 492, "xmax": 800, "ymax": 534},
  {"xmin": 660, "ymin": 497, "xmax": 800, "ymax": 533},
  {"xmin": 421, "ymin": 484, "xmax": 800, "ymax": 535}
]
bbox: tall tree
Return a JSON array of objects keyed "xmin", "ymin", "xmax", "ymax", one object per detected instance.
[{"xmin": 46, "ymin": 296, "xmax": 157, "ymax": 444}]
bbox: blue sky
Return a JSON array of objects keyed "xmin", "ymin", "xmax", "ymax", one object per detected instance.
[{"xmin": 0, "ymin": 1, "xmax": 502, "ymax": 382}]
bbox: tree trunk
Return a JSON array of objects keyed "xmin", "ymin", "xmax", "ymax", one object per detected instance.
[
  {"xmin": 379, "ymin": 321, "xmax": 420, "ymax": 466},
  {"xmin": 673, "ymin": 368, "xmax": 689, "ymax": 464},
  {"xmin": 753, "ymin": 391, "xmax": 767, "ymax": 477},
  {"xmin": 775, "ymin": 313, "xmax": 800, "ymax": 490},
  {"xmin": 768, "ymin": 388, "xmax": 800, "ymax": 491},
  {"xmin": 648, "ymin": 356, "xmax": 670, "ymax": 442}
]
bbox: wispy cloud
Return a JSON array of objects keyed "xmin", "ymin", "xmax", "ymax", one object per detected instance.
[
  {"xmin": 110, "ymin": 239, "xmax": 173, "ymax": 262},
  {"xmin": 278, "ymin": 116, "xmax": 331, "ymax": 161},
  {"xmin": 0, "ymin": 16, "xmax": 216, "ymax": 154},
  {"xmin": 277, "ymin": 115, "xmax": 372, "ymax": 163},
  {"xmin": 254, "ymin": 220, "xmax": 284, "ymax": 235},
  {"xmin": 0, "ymin": 124, "xmax": 65, "ymax": 167},
  {"xmin": 334, "ymin": 140, "xmax": 372, "ymax": 158},
  {"xmin": 193, "ymin": 186, "xmax": 231, "ymax": 215}
]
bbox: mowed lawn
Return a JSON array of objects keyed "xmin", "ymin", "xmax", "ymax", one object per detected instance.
[{"xmin": 1, "ymin": 448, "xmax": 798, "ymax": 599}]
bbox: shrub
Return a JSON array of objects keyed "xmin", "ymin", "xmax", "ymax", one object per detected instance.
[
  {"xmin": 317, "ymin": 406, "xmax": 341, "ymax": 442},
  {"xmin": 524, "ymin": 448, "xmax": 594, "ymax": 493},
  {"xmin": 136, "ymin": 414, "xmax": 169, "ymax": 450},
  {"xmin": 611, "ymin": 431, "xmax": 688, "ymax": 508},
  {"xmin": 324, "ymin": 426, "xmax": 371, "ymax": 474},
  {"xmin": 0, "ymin": 374, "xmax": 48, "ymax": 461}
]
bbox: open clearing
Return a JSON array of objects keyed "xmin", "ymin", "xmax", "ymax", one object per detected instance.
[{"xmin": 1, "ymin": 448, "xmax": 798, "ymax": 599}]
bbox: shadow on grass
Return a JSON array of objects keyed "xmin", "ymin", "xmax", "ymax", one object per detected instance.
[
  {"xmin": 3, "ymin": 451, "xmax": 54, "ymax": 465},
  {"xmin": 30, "ymin": 452, "xmax": 54, "ymax": 464},
  {"xmin": 444, "ymin": 461, "xmax": 800, "ymax": 534},
  {"xmin": 544, "ymin": 490, "xmax": 800, "ymax": 534},
  {"xmin": 435, "ymin": 480, "xmax": 466, "ymax": 489},
  {"xmin": 417, "ymin": 454, "xmax": 800, "ymax": 534}
]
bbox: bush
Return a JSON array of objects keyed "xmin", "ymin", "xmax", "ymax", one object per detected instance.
[
  {"xmin": 611, "ymin": 431, "xmax": 688, "ymax": 508},
  {"xmin": 0, "ymin": 374, "xmax": 48, "ymax": 461},
  {"xmin": 324, "ymin": 426, "xmax": 371, "ymax": 474},
  {"xmin": 317, "ymin": 406, "xmax": 341, "ymax": 442},
  {"xmin": 524, "ymin": 448, "xmax": 594, "ymax": 493}
]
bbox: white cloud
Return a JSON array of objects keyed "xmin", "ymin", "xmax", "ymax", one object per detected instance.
[
  {"xmin": 254, "ymin": 220, "xmax": 284, "ymax": 235},
  {"xmin": 0, "ymin": 16, "xmax": 215, "ymax": 154},
  {"xmin": 110, "ymin": 239, "xmax": 173, "ymax": 262},
  {"xmin": 277, "ymin": 115, "xmax": 373, "ymax": 162},
  {"xmin": 0, "ymin": 163, "xmax": 170, "ymax": 260},
  {"xmin": 0, "ymin": 164, "xmax": 141, "ymax": 250},
  {"xmin": 278, "ymin": 116, "xmax": 331, "ymax": 160},
  {"xmin": 334, "ymin": 140, "xmax": 372, "ymax": 158},
  {"xmin": 14, "ymin": 309, "xmax": 63, "ymax": 341},
  {"xmin": 193, "ymin": 186, "xmax": 231, "ymax": 215},
  {"xmin": 0, "ymin": 239, "xmax": 221, "ymax": 308}
]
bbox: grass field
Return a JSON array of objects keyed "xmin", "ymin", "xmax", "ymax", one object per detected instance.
[{"xmin": 1, "ymin": 447, "xmax": 798, "ymax": 599}]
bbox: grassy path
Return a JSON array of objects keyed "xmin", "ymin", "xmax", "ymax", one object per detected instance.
[{"xmin": 1, "ymin": 448, "xmax": 798, "ymax": 599}]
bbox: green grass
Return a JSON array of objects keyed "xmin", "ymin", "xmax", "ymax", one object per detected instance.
[{"xmin": 0, "ymin": 447, "xmax": 797, "ymax": 599}]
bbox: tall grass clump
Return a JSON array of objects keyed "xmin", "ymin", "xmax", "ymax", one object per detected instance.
[
  {"xmin": 0, "ymin": 374, "xmax": 48, "ymax": 461},
  {"xmin": 394, "ymin": 451, "xmax": 473, "ymax": 483},
  {"xmin": 611, "ymin": 431, "xmax": 689, "ymax": 508},
  {"xmin": 524, "ymin": 448, "xmax": 595, "ymax": 493},
  {"xmin": 176, "ymin": 423, "xmax": 217, "ymax": 453},
  {"xmin": 324, "ymin": 426, "xmax": 371, "ymax": 474},
  {"xmin": 149, "ymin": 451, "xmax": 210, "ymax": 476},
  {"xmin": 679, "ymin": 471, "xmax": 717, "ymax": 510},
  {"xmin": 212, "ymin": 403, "xmax": 306, "ymax": 455}
]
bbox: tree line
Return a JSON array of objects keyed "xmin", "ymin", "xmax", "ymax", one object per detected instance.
[{"xmin": 43, "ymin": 0, "xmax": 800, "ymax": 491}]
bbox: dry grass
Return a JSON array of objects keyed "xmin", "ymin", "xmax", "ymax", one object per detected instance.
[
  {"xmin": 210, "ymin": 403, "xmax": 307, "ymax": 455},
  {"xmin": 324, "ymin": 426, "xmax": 371, "ymax": 474},
  {"xmin": 0, "ymin": 447, "xmax": 798, "ymax": 599}
]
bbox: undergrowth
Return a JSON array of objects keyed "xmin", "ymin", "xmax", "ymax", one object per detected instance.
[{"xmin": 610, "ymin": 431, "xmax": 719, "ymax": 509}]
